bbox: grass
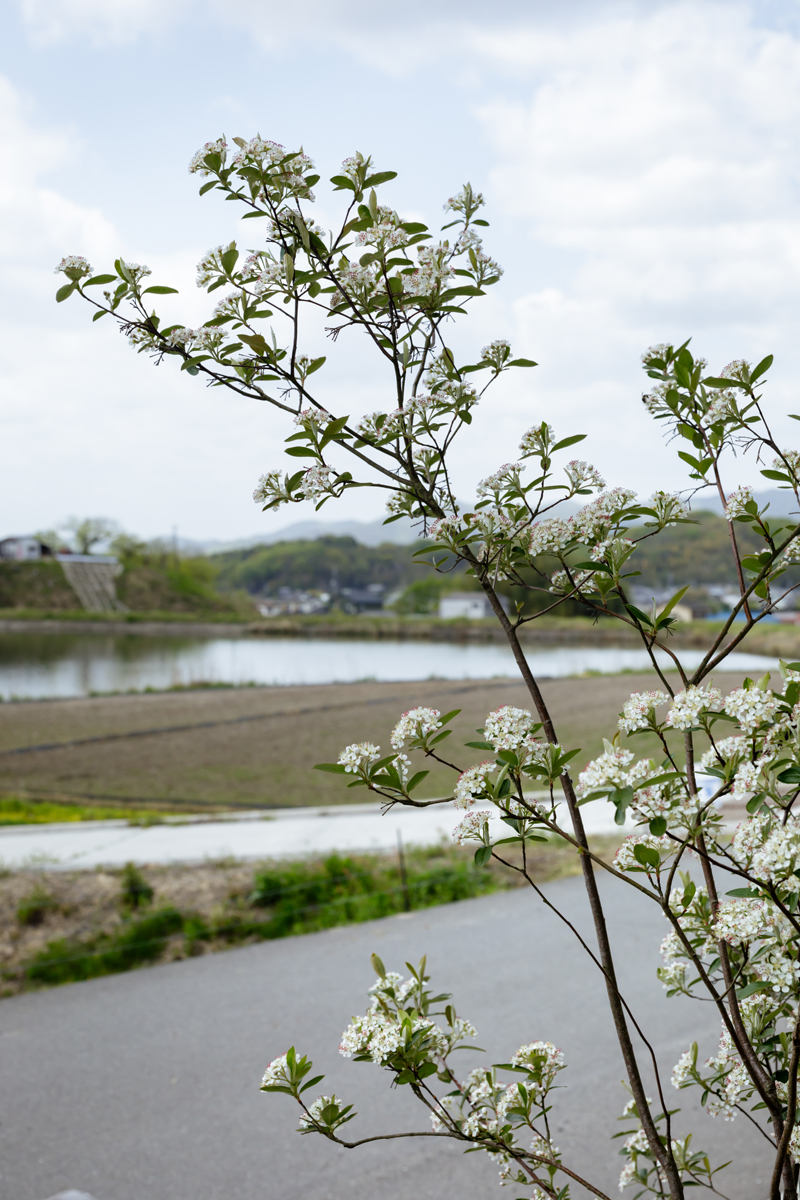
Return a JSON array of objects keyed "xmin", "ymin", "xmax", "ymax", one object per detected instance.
[
  {"xmin": 0, "ymin": 795, "xmax": 177, "ymax": 825},
  {"xmin": 2, "ymin": 840, "xmax": 605, "ymax": 995},
  {"xmin": 15, "ymin": 850, "xmax": 502, "ymax": 989}
]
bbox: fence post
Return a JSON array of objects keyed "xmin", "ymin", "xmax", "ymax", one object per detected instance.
[{"xmin": 397, "ymin": 830, "xmax": 411, "ymax": 912}]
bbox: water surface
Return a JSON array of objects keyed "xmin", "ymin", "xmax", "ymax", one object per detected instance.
[{"xmin": 0, "ymin": 633, "xmax": 782, "ymax": 700}]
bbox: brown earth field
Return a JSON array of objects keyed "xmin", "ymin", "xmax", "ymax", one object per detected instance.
[{"xmin": 0, "ymin": 672, "xmax": 755, "ymax": 812}]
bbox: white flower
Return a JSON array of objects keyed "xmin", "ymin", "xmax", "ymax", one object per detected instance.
[
  {"xmin": 477, "ymin": 463, "xmax": 522, "ymax": 498},
  {"xmin": 724, "ymin": 485, "xmax": 754, "ymax": 520},
  {"xmin": 452, "ymin": 809, "xmax": 492, "ymax": 844},
  {"xmin": 577, "ymin": 746, "xmax": 634, "ymax": 797},
  {"xmin": 666, "ymin": 685, "xmax": 722, "ymax": 730},
  {"xmin": 723, "ymin": 686, "xmax": 779, "ymax": 734},
  {"xmin": 55, "ymin": 255, "xmax": 92, "ymax": 277},
  {"xmin": 390, "ymin": 707, "xmax": 442, "ymax": 750},
  {"xmin": 699, "ymin": 736, "xmax": 746, "ymax": 773},
  {"xmin": 618, "ymin": 691, "xmax": 669, "ymax": 735},
  {"xmin": 481, "ymin": 339, "xmax": 511, "ymax": 368},
  {"xmin": 119, "ymin": 260, "xmax": 151, "ymax": 286},
  {"xmin": 261, "ymin": 1052, "xmax": 290, "ymax": 1088},
  {"xmin": 189, "ymin": 137, "xmax": 227, "ymax": 175},
  {"xmin": 300, "ymin": 464, "xmax": 333, "ymax": 501},
  {"xmin": 337, "ymin": 742, "xmax": 380, "ymax": 773},
  {"xmin": 454, "ymin": 762, "xmax": 494, "ymax": 809},
  {"xmin": 484, "ymin": 705, "xmax": 536, "ymax": 752},
  {"xmin": 564, "ymin": 460, "xmax": 606, "ymax": 492},
  {"xmin": 519, "ymin": 422, "xmax": 555, "ymax": 457},
  {"xmin": 573, "ymin": 488, "xmax": 638, "ymax": 542}
]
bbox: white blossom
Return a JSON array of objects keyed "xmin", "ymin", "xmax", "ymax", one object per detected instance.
[
  {"xmin": 55, "ymin": 255, "xmax": 92, "ymax": 277},
  {"xmin": 337, "ymin": 742, "xmax": 380, "ymax": 773},
  {"xmin": 618, "ymin": 691, "xmax": 669, "ymax": 735},
  {"xmin": 723, "ymin": 686, "xmax": 779, "ymax": 734},
  {"xmin": 454, "ymin": 762, "xmax": 494, "ymax": 809},
  {"xmin": 452, "ymin": 809, "xmax": 492, "ymax": 844},
  {"xmin": 724, "ymin": 485, "xmax": 754, "ymax": 521},
  {"xmin": 666, "ymin": 685, "xmax": 722, "ymax": 730},
  {"xmin": 189, "ymin": 138, "xmax": 227, "ymax": 175},
  {"xmin": 390, "ymin": 707, "xmax": 442, "ymax": 750}
]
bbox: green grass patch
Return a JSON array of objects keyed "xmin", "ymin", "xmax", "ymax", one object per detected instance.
[
  {"xmin": 18, "ymin": 852, "xmax": 503, "ymax": 989},
  {"xmin": 0, "ymin": 796, "xmax": 176, "ymax": 825}
]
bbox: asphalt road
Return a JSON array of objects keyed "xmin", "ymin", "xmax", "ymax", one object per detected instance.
[{"xmin": 0, "ymin": 875, "xmax": 769, "ymax": 1200}]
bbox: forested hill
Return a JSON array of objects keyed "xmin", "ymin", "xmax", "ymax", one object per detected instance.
[
  {"xmin": 209, "ymin": 511, "xmax": 776, "ymax": 597},
  {"xmin": 210, "ymin": 536, "xmax": 422, "ymax": 595}
]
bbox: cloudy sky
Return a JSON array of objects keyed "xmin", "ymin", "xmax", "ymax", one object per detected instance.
[{"xmin": 3, "ymin": 0, "xmax": 800, "ymax": 542}]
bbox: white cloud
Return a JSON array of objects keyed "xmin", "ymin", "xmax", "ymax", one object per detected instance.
[
  {"xmin": 466, "ymin": 3, "xmax": 800, "ymax": 492},
  {"xmin": 18, "ymin": 0, "xmax": 186, "ymax": 46}
]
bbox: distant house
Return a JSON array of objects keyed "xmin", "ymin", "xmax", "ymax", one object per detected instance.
[
  {"xmin": 339, "ymin": 584, "xmax": 384, "ymax": 613},
  {"xmin": 257, "ymin": 589, "xmax": 330, "ymax": 617},
  {"xmin": 439, "ymin": 591, "xmax": 510, "ymax": 619},
  {"xmin": 0, "ymin": 536, "xmax": 54, "ymax": 561}
]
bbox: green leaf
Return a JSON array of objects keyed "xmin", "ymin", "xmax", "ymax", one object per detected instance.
[
  {"xmin": 761, "ymin": 469, "xmax": 793, "ymax": 482},
  {"xmin": 736, "ymin": 981, "xmax": 771, "ymax": 999},
  {"xmin": 55, "ymin": 283, "xmax": 76, "ymax": 302},
  {"xmin": 84, "ymin": 274, "xmax": 117, "ymax": 286},
  {"xmin": 778, "ymin": 766, "xmax": 800, "ymax": 784},
  {"xmin": 465, "ymin": 741, "xmax": 495, "ymax": 751},
  {"xmin": 417, "ymin": 1062, "xmax": 438, "ymax": 1079},
  {"xmin": 726, "ymin": 887, "xmax": 762, "ymax": 898},
  {"xmin": 284, "ymin": 447, "xmax": 320, "ymax": 458},
  {"xmin": 198, "ymin": 180, "xmax": 217, "ymax": 195},
  {"xmin": 363, "ymin": 171, "xmax": 398, "ymax": 187},
  {"xmin": 440, "ymin": 709, "xmax": 462, "ymax": 725},
  {"xmin": 330, "ymin": 174, "xmax": 356, "ymax": 190},
  {"xmin": 550, "ymin": 434, "xmax": 587, "ymax": 452},
  {"xmin": 750, "ymin": 354, "xmax": 773, "ymax": 383},
  {"xmin": 394, "ymin": 1069, "xmax": 415, "ymax": 1085},
  {"xmin": 649, "ymin": 817, "xmax": 667, "ymax": 836},
  {"xmin": 239, "ymin": 332, "xmax": 268, "ymax": 356},
  {"xmin": 633, "ymin": 844, "xmax": 660, "ymax": 870},
  {"xmin": 142, "ymin": 285, "xmax": 179, "ymax": 295},
  {"xmin": 474, "ymin": 845, "xmax": 493, "ymax": 867},
  {"xmin": 507, "ymin": 358, "xmax": 538, "ymax": 368},
  {"xmin": 313, "ymin": 762, "xmax": 347, "ymax": 774},
  {"xmin": 406, "ymin": 771, "xmax": 429, "ymax": 793},
  {"xmin": 371, "ymin": 952, "xmax": 386, "ymax": 977},
  {"xmin": 657, "ymin": 585, "xmax": 690, "ymax": 624}
]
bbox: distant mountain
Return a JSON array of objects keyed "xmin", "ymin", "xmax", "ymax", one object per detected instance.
[
  {"xmin": 179, "ymin": 516, "xmax": 418, "ymax": 555},
  {"xmin": 693, "ymin": 488, "xmax": 800, "ymax": 516}
]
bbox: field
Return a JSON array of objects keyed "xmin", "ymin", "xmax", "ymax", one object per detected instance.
[{"xmin": 0, "ymin": 671, "xmax": 753, "ymax": 812}]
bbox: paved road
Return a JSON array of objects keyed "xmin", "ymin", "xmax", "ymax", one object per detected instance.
[
  {"xmin": 0, "ymin": 876, "xmax": 767, "ymax": 1200},
  {"xmin": 0, "ymin": 796, "xmax": 713, "ymax": 871}
]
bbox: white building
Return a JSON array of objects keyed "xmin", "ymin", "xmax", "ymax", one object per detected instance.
[
  {"xmin": 439, "ymin": 591, "xmax": 509, "ymax": 619},
  {"xmin": 0, "ymin": 536, "xmax": 53, "ymax": 561}
]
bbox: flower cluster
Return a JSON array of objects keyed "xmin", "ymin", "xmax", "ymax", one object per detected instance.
[
  {"xmin": 189, "ymin": 138, "xmax": 227, "ymax": 175},
  {"xmin": 724, "ymin": 485, "xmax": 754, "ymax": 520},
  {"xmin": 337, "ymin": 742, "xmax": 380, "ymax": 773},
  {"xmin": 55, "ymin": 255, "xmax": 92, "ymax": 278},
  {"xmin": 618, "ymin": 691, "xmax": 669, "ymax": 735},
  {"xmin": 484, "ymin": 705, "xmax": 536, "ymax": 752},
  {"xmin": 666, "ymin": 684, "xmax": 722, "ymax": 730},
  {"xmin": 723, "ymin": 686, "xmax": 779, "ymax": 733},
  {"xmin": 454, "ymin": 763, "xmax": 494, "ymax": 809},
  {"xmin": 390, "ymin": 707, "xmax": 442, "ymax": 750}
]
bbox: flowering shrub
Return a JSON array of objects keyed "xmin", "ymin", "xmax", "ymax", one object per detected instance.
[{"xmin": 58, "ymin": 135, "xmax": 800, "ymax": 1199}]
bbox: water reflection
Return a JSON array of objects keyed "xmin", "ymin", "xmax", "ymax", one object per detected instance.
[{"xmin": 0, "ymin": 634, "xmax": 783, "ymax": 701}]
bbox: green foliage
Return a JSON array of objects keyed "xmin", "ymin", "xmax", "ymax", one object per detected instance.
[
  {"xmin": 119, "ymin": 862, "xmax": 154, "ymax": 910},
  {"xmin": 19, "ymin": 852, "xmax": 501, "ymax": 989},
  {"xmin": 211, "ymin": 535, "xmax": 422, "ymax": 597},
  {"xmin": 245, "ymin": 852, "xmax": 496, "ymax": 935},
  {"xmin": 16, "ymin": 885, "xmax": 59, "ymax": 927},
  {"xmin": 25, "ymin": 907, "xmax": 184, "ymax": 985}
]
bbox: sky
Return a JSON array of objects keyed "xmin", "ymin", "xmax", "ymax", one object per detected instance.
[{"xmin": 3, "ymin": 0, "xmax": 800, "ymax": 543}]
